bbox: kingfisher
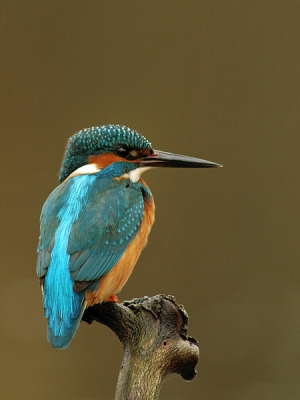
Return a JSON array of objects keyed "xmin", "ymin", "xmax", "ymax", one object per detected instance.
[{"xmin": 37, "ymin": 124, "xmax": 221, "ymax": 349}]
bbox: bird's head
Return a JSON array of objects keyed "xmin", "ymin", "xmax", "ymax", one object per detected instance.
[{"xmin": 59, "ymin": 125, "xmax": 221, "ymax": 183}]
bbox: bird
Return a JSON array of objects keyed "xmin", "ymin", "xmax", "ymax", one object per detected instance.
[{"xmin": 37, "ymin": 124, "xmax": 221, "ymax": 349}]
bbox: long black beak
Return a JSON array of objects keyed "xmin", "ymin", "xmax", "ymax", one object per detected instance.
[{"xmin": 138, "ymin": 150, "xmax": 222, "ymax": 168}]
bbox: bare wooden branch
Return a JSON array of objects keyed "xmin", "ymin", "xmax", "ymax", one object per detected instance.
[{"xmin": 82, "ymin": 295, "xmax": 199, "ymax": 400}]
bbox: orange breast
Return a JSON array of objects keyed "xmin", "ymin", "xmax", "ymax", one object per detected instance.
[{"xmin": 85, "ymin": 182, "xmax": 155, "ymax": 306}]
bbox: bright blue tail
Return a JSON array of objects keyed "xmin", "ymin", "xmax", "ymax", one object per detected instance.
[
  {"xmin": 43, "ymin": 245, "xmax": 86, "ymax": 349},
  {"xmin": 46, "ymin": 297, "xmax": 86, "ymax": 349}
]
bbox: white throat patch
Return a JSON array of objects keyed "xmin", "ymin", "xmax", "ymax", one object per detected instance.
[{"xmin": 121, "ymin": 167, "xmax": 153, "ymax": 183}]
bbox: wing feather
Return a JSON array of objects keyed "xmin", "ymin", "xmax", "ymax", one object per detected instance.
[{"xmin": 37, "ymin": 174, "xmax": 145, "ymax": 288}]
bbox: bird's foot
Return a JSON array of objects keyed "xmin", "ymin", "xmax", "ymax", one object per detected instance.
[{"xmin": 105, "ymin": 294, "xmax": 119, "ymax": 303}]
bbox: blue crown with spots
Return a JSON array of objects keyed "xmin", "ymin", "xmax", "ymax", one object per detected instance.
[{"xmin": 59, "ymin": 125, "xmax": 152, "ymax": 183}]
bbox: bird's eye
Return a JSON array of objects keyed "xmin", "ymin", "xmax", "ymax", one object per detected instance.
[{"xmin": 115, "ymin": 147, "xmax": 130, "ymax": 158}]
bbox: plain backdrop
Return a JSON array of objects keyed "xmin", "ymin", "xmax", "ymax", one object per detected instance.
[{"xmin": 1, "ymin": 1, "xmax": 300, "ymax": 399}]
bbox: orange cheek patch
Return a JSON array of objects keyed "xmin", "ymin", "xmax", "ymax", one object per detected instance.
[{"xmin": 88, "ymin": 153, "xmax": 124, "ymax": 169}]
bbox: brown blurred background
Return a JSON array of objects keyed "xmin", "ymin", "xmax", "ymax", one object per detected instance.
[{"xmin": 1, "ymin": 1, "xmax": 300, "ymax": 399}]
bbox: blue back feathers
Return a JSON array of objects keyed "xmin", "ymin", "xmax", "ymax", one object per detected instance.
[{"xmin": 39, "ymin": 175, "xmax": 94, "ymax": 348}]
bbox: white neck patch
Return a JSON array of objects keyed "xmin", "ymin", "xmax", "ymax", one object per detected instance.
[{"xmin": 64, "ymin": 163, "xmax": 101, "ymax": 181}]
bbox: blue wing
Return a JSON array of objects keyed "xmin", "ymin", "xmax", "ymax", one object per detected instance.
[
  {"xmin": 37, "ymin": 173, "xmax": 145, "ymax": 286},
  {"xmin": 67, "ymin": 177, "xmax": 145, "ymax": 283}
]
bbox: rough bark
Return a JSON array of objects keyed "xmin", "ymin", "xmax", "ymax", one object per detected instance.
[{"xmin": 82, "ymin": 294, "xmax": 199, "ymax": 400}]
